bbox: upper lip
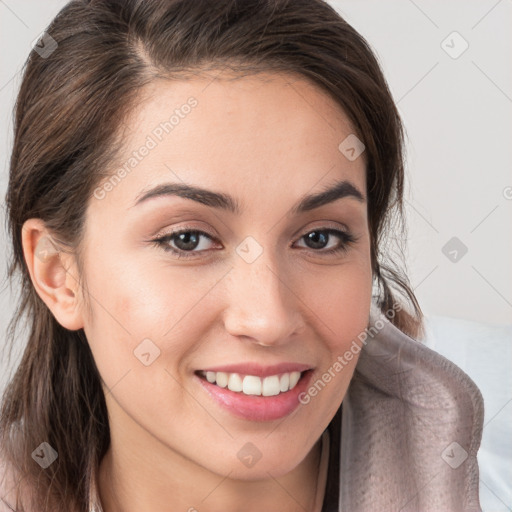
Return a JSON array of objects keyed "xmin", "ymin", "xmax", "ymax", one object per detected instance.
[{"xmin": 198, "ymin": 362, "xmax": 313, "ymax": 378}]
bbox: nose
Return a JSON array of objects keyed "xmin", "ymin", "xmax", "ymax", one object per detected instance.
[{"xmin": 221, "ymin": 248, "xmax": 306, "ymax": 347}]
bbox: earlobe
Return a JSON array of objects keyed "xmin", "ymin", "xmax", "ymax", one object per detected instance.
[{"xmin": 21, "ymin": 218, "xmax": 85, "ymax": 331}]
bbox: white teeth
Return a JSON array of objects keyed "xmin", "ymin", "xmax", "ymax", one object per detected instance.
[
  {"xmin": 262, "ymin": 375, "xmax": 280, "ymax": 396},
  {"xmin": 216, "ymin": 372, "xmax": 228, "ymax": 388},
  {"xmin": 243, "ymin": 375, "xmax": 262, "ymax": 395},
  {"xmin": 228, "ymin": 373, "xmax": 243, "ymax": 392},
  {"xmin": 279, "ymin": 372, "xmax": 290, "ymax": 392},
  {"xmin": 200, "ymin": 370, "xmax": 305, "ymax": 396},
  {"xmin": 289, "ymin": 371, "xmax": 301, "ymax": 389}
]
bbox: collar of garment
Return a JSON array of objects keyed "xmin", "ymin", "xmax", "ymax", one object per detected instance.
[{"xmin": 337, "ymin": 301, "xmax": 484, "ymax": 511}]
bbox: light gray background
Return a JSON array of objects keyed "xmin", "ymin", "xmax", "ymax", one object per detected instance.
[
  {"xmin": 1, "ymin": 0, "xmax": 511, "ymax": 510},
  {"xmin": 328, "ymin": 0, "xmax": 512, "ymax": 328}
]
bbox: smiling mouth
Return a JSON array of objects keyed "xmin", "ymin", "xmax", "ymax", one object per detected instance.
[{"xmin": 195, "ymin": 369, "xmax": 310, "ymax": 397}]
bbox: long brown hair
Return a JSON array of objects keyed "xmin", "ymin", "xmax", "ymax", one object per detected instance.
[{"xmin": 1, "ymin": 0, "xmax": 424, "ymax": 509}]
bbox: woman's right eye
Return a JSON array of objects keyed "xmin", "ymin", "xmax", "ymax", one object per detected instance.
[{"xmin": 151, "ymin": 229, "xmax": 218, "ymax": 259}]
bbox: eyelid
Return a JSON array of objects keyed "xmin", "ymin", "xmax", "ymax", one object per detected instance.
[
  {"xmin": 152, "ymin": 222, "xmax": 218, "ymax": 241},
  {"xmin": 295, "ymin": 220, "xmax": 350, "ymax": 237}
]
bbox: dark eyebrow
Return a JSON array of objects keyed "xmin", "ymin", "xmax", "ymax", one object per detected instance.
[
  {"xmin": 132, "ymin": 179, "xmax": 365, "ymax": 214},
  {"xmin": 290, "ymin": 179, "xmax": 365, "ymax": 215}
]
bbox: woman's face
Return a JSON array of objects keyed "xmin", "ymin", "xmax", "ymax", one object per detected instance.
[{"xmin": 79, "ymin": 71, "xmax": 372, "ymax": 481}]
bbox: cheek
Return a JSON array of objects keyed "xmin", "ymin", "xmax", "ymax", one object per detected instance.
[
  {"xmin": 305, "ymin": 260, "xmax": 373, "ymax": 348},
  {"xmin": 298, "ymin": 261, "xmax": 372, "ymax": 407},
  {"xmin": 81, "ymin": 254, "xmax": 226, "ymax": 378}
]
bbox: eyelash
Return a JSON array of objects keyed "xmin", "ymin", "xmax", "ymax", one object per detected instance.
[{"xmin": 150, "ymin": 226, "xmax": 359, "ymax": 260}]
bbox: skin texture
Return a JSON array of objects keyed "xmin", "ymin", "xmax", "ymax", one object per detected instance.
[{"xmin": 22, "ymin": 71, "xmax": 373, "ymax": 511}]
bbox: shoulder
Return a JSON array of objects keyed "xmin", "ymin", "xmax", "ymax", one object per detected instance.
[
  {"xmin": 346, "ymin": 304, "xmax": 484, "ymax": 510},
  {"xmin": 0, "ymin": 458, "xmax": 21, "ymax": 511}
]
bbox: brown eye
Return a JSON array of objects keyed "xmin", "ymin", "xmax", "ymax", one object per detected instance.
[
  {"xmin": 295, "ymin": 228, "xmax": 357, "ymax": 255},
  {"xmin": 152, "ymin": 229, "xmax": 218, "ymax": 259}
]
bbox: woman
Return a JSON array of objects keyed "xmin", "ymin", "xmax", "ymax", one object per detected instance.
[{"xmin": 0, "ymin": 0, "xmax": 484, "ymax": 510}]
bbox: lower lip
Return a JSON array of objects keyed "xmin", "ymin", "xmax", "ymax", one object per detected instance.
[{"xmin": 195, "ymin": 370, "xmax": 313, "ymax": 422}]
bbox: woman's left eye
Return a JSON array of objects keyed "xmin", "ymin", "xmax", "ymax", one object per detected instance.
[{"xmin": 151, "ymin": 227, "xmax": 359, "ymax": 259}]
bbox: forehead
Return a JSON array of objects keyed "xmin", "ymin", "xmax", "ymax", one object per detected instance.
[{"xmin": 95, "ymin": 70, "xmax": 366, "ymax": 213}]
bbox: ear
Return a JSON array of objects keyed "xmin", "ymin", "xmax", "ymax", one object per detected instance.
[{"xmin": 21, "ymin": 218, "xmax": 85, "ymax": 331}]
